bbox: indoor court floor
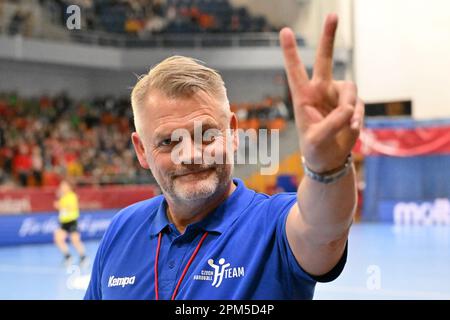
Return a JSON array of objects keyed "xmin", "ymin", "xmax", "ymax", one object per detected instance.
[{"xmin": 0, "ymin": 223, "xmax": 449, "ymax": 300}]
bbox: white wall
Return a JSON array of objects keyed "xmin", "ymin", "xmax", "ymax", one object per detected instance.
[
  {"xmin": 354, "ymin": 0, "xmax": 450, "ymax": 119},
  {"xmin": 229, "ymin": 0, "xmax": 354, "ymax": 49},
  {"xmin": 229, "ymin": 0, "xmax": 354, "ymax": 80}
]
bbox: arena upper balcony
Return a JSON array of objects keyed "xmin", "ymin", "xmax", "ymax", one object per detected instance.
[{"xmin": 0, "ymin": 0, "xmax": 350, "ymax": 71}]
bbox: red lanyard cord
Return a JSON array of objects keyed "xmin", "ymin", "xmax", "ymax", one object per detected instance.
[
  {"xmin": 154, "ymin": 231, "xmax": 209, "ymax": 300},
  {"xmin": 154, "ymin": 232, "xmax": 162, "ymax": 300}
]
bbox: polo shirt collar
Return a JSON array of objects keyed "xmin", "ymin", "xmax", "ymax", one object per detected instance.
[
  {"xmin": 149, "ymin": 178, "xmax": 254, "ymax": 236},
  {"xmin": 149, "ymin": 197, "xmax": 171, "ymax": 236}
]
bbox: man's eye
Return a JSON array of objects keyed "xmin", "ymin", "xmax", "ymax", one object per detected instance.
[
  {"xmin": 203, "ymin": 130, "xmax": 221, "ymax": 143},
  {"xmin": 204, "ymin": 135, "xmax": 216, "ymax": 142},
  {"xmin": 160, "ymin": 139, "xmax": 172, "ymax": 147}
]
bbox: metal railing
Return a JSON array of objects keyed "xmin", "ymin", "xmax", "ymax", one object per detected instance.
[{"xmin": 68, "ymin": 30, "xmax": 306, "ymax": 48}]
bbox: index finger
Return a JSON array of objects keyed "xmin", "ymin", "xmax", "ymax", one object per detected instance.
[
  {"xmin": 313, "ymin": 13, "xmax": 338, "ymax": 81},
  {"xmin": 279, "ymin": 27, "xmax": 309, "ymax": 92}
]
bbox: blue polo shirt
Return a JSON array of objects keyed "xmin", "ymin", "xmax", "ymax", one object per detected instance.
[{"xmin": 84, "ymin": 178, "xmax": 347, "ymax": 300}]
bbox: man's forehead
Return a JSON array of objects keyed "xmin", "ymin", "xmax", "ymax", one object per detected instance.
[
  {"xmin": 143, "ymin": 91, "xmax": 226, "ymax": 126},
  {"xmin": 152, "ymin": 117, "xmax": 220, "ymax": 139},
  {"xmin": 145, "ymin": 90, "xmax": 222, "ymax": 115},
  {"xmin": 139, "ymin": 91, "xmax": 226, "ymax": 138}
]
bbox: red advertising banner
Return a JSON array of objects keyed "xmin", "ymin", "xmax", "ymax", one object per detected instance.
[
  {"xmin": 0, "ymin": 184, "xmax": 160, "ymax": 215},
  {"xmin": 353, "ymin": 125, "xmax": 450, "ymax": 157}
]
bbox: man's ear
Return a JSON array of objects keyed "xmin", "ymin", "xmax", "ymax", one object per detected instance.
[
  {"xmin": 229, "ymin": 112, "xmax": 239, "ymax": 153},
  {"xmin": 131, "ymin": 132, "xmax": 150, "ymax": 169}
]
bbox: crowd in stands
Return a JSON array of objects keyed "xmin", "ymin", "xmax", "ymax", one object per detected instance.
[
  {"xmin": 232, "ymin": 96, "xmax": 291, "ymax": 131},
  {"xmin": 40, "ymin": 0, "xmax": 277, "ymax": 36},
  {"xmin": 0, "ymin": 0, "xmax": 284, "ymax": 45},
  {"xmin": 0, "ymin": 92, "xmax": 152, "ymax": 188},
  {"xmin": 0, "ymin": 92, "xmax": 291, "ymax": 188}
]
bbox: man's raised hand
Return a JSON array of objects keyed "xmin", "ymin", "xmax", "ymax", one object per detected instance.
[{"xmin": 279, "ymin": 13, "xmax": 364, "ymax": 173}]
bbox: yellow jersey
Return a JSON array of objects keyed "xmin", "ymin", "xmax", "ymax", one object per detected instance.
[{"xmin": 58, "ymin": 191, "xmax": 80, "ymax": 223}]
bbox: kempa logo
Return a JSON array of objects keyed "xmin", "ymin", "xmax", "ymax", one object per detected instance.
[
  {"xmin": 108, "ymin": 275, "xmax": 136, "ymax": 288},
  {"xmin": 193, "ymin": 258, "xmax": 244, "ymax": 288}
]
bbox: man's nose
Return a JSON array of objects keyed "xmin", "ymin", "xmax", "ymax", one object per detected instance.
[{"xmin": 179, "ymin": 137, "xmax": 203, "ymax": 165}]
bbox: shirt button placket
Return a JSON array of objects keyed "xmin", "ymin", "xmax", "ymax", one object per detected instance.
[{"xmin": 167, "ymin": 240, "xmax": 184, "ymax": 276}]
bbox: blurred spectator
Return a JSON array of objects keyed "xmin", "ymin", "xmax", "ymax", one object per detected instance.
[
  {"xmin": 139, "ymin": 12, "xmax": 167, "ymax": 36},
  {"xmin": 151, "ymin": 0, "xmax": 164, "ymax": 17},
  {"xmin": 272, "ymin": 96, "xmax": 289, "ymax": 119},
  {"xmin": 0, "ymin": 0, "xmax": 4, "ymax": 34},
  {"xmin": 31, "ymin": 146, "xmax": 43, "ymax": 186},
  {"xmin": 0, "ymin": 167, "xmax": 5, "ymax": 185},
  {"xmin": 8, "ymin": 9, "xmax": 25, "ymax": 36},
  {"xmin": 198, "ymin": 12, "xmax": 216, "ymax": 32},
  {"xmin": 13, "ymin": 143, "xmax": 32, "ymax": 186},
  {"xmin": 42, "ymin": 168, "xmax": 60, "ymax": 186},
  {"xmin": 8, "ymin": 8, "xmax": 33, "ymax": 37},
  {"xmin": 231, "ymin": 12, "xmax": 240, "ymax": 32}
]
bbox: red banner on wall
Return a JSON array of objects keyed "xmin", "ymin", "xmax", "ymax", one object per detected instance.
[
  {"xmin": 353, "ymin": 125, "xmax": 450, "ymax": 157},
  {"xmin": 0, "ymin": 184, "xmax": 160, "ymax": 215}
]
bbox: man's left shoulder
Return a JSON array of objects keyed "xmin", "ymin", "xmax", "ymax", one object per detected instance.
[
  {"xmin": 245, "ymin": 191, "xmax": 297, "ymax": 218},
  {"xmin": 254, "ymin": 191, "xmax": 297, "ymax": 208}
]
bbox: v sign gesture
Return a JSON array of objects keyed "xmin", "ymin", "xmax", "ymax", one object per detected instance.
[
  {"xmin": 280, "ymin": 14, "xmax": 364, "ymax": 173},
  {"xmin": 281, "ymin": 14, "xmax": 363, "ymax": 278}
]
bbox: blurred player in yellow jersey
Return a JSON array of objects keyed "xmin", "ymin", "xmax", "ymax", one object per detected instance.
[{"xmin": 53, "ymin": 180, "xmax": 87, "ymax": 266}]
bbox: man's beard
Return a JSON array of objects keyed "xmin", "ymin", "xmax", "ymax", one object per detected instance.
[{"xmin": 159, "ymin": 164, "xmax": 232, "ymax": 203}]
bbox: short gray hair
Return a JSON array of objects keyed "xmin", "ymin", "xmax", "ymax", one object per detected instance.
[{"xmin": 130, "ymin": 56, "xmax": 230, "ymax": 134}]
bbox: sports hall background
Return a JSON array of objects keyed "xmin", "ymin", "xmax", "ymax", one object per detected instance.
[{"xmin": 0, "ymin": 0, "xmax": 449, "ymax": 299}]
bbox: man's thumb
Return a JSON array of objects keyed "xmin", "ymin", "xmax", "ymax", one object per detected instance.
[{"xmin": 316, "ymin": 104, "xmax": 354, "ymax": 139}]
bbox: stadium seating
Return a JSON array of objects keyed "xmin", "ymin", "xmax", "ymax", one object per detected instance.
[
  {"xmin": 0, "ymin": 92, "xmax": 291, "ymax": 188},
  {"xmin": 44, "ymin": 0, "xmax": 277, "ymax": 35}
]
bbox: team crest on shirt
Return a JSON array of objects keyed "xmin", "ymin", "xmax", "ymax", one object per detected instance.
[{"xmin": 192, "ymin": 258, "xmax": 245, "ymax": 288}]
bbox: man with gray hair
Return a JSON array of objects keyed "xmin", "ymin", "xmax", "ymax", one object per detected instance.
[{"xmin": 85, "ymin": 13, "xmax": 364, "ymax": 300}]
